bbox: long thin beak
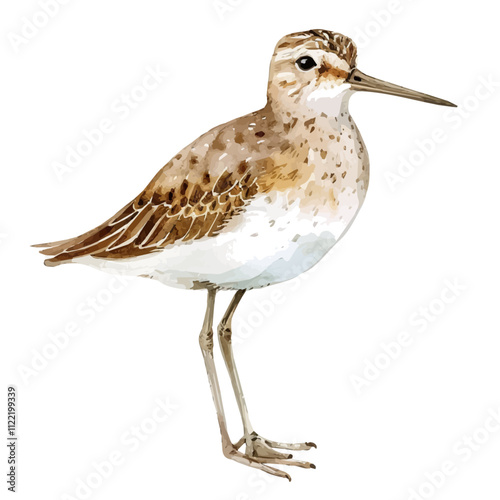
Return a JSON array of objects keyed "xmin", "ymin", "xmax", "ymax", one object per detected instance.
[{"xmin": 347, "ymin": 68, "xmax": 456, "ymax": 107}]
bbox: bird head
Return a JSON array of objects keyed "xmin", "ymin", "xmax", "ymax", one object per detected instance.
[{"xmin": 267, "ymin": 29, "xmax": 456, "ymax": 119}]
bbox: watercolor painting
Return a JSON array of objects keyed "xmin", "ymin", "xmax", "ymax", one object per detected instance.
[{"xmin": 34, "ymin": 29, "xmax": 456, "ymax": 480}]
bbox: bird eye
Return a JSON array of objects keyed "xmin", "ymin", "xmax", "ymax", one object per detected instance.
[{"xmin": 296, "ymin": 56, "xmax": 317, "ymax": 71}]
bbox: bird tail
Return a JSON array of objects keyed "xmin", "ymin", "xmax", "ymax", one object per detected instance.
[
  {"xmin": 32, "ymin": 236, "xmax": 85, "ymax": 267},
  {"xmin": 32, "ymin": 201, "xmax": 138, "ymax": 267}
]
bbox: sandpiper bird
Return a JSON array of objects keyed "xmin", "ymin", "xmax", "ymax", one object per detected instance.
[{"xmin": 35, "ymin": 29, "xmax": 455, "ymax": 480}]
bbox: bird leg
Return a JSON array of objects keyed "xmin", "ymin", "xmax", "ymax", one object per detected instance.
[
  {"xmin": 216, "ymin": 290, "xmax": 316, "ymax": 478},
  {"xmin": 199, "ymin": 290, "xmax": 232, "ymax": 454},
  {"xmin": 199, "ymin": 289, "xmax": 299, "ymax": 480}
]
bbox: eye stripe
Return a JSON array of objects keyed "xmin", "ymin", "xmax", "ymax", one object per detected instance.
[{"xmin": 318, "ymin": 64, "xmax": 350, "ymax": 79}]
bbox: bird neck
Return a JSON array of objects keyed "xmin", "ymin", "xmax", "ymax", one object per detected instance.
[{"xmin": 264, "ymin": 91, "xmax": 353, "ymax": 143}]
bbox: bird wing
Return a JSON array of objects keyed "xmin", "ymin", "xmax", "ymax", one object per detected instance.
[{"xmin": 36, "ymin": 115, "xmax": 278, "ymax": 267}]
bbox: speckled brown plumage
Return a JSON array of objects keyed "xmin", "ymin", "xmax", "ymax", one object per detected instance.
[
  {"xmin": 35, "ymin": 28, "xmax": 369, "ymax": 270},
  {"xmin": 37, "ymin": 109, "xmax": 365, "ymax": 266}
]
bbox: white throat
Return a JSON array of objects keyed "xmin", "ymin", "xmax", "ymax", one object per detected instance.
[{"xmin": 306, "ymin": 83, "xmax": 353, "ymax": 117}]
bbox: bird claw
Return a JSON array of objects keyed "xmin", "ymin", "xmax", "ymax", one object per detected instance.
[
  {"xmin": 226, "ymin": 432, "xmax": 316, "ymax": 479},
  {"xmin": 237, "ymin": 431, "xmax": 317, "ymax": 453}
]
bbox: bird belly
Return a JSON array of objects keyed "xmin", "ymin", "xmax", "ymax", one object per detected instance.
[{"xmin": 75, "ymin": 190, "xmax": 364, "ymax": 290}]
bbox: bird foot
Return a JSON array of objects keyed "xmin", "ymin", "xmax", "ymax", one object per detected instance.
[{"xmin": 223, "ymin": 432, "xmax": 316, "ymax": 480}]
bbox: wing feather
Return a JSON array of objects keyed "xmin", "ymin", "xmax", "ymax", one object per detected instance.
[{"xmin": 36, "ymin": 107, "xmax": 289, "ymax": 267}]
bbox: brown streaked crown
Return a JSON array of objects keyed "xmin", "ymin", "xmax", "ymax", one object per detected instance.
[{"xmin": 274, "ymin": 29, "xmax": 358, "ymax": 68}]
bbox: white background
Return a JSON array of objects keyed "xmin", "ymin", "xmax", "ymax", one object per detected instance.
[{"xmin": 1, "ymin": 0, "xmax": 500, "ymax": 499}]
